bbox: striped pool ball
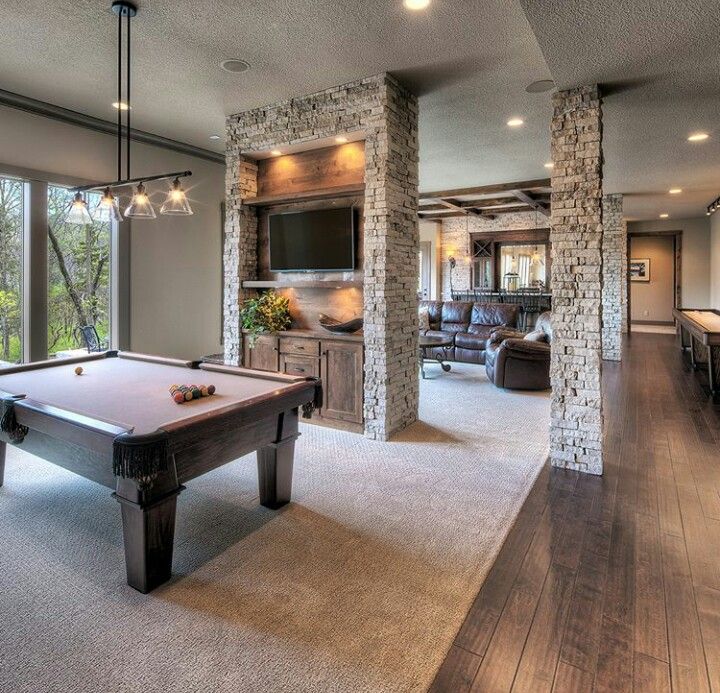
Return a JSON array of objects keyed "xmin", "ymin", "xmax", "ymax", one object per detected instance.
[{"xmin": 184, "ymin": 390, "xmax": 193, "ymax": 401}]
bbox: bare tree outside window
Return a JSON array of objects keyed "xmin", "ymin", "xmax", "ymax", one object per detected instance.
[{"xmin": 47, "ymin": 186, "xmax": 111, "ymax": 354}]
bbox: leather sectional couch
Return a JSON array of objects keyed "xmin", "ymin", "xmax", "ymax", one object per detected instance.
[{"xmin": 419, "ymin": 301, "xmax": 520, "ymax": 365}]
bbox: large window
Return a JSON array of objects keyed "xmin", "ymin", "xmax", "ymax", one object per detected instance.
[
  {"xmin": 0, "ymin": 177, "xmax": 23, "ymax": 365},
  {"xmin": 47, "ymin": 186, "xmax": 111, "ymax": 355}
]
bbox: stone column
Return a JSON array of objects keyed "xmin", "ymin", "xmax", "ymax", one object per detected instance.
[
  {"xmin": 363, "ymin": 77, "xmax": 420, "ymax": 440},
  {"xmin": 549, "ymin": 85, "xmax": 604, "ymax": 476},
  {"xmin": 602, "ymin": 193, "xmax": 627, "ymax": 360},
  {"xmin": 223, "ymin": 155, "xmax": 258, "ymax": 365}
]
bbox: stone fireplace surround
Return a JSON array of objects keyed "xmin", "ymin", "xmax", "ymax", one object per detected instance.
[{"xmin": 223, "ymin": 73, "xmax": 419, "ymax": 441}]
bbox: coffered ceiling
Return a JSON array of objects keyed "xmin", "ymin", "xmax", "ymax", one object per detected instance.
[{"xmin": 0, "ymin": 0, "xmax": 717, "ymax": 221}]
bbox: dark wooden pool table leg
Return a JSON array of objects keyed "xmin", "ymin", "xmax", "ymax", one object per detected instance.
[
  {"xmin": 114, "ymin": 467, "xmax": 184, "ymax": 593},
  {"xmin": 0, "ymin": 441, "xmax": 5, "ymax": 487},
  {"xmin": 257, "ymin": 409, "xmax": 299, "ymax": 509}
]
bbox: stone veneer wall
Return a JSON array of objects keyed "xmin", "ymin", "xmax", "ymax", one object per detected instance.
[
  {"xmin": 601, "ymin": 194, "xmax": 627, "ymax": 360},
  {"xmin": 549, "ymin": 85, "xmax": 604, "ymax": 476},
  {"xmin": 224, "ymin": 73, "xmax": 419, "ymax": 441},
  {"xmin": 438, "ymin": 212, "xmax": 550, "ymax": 299}
]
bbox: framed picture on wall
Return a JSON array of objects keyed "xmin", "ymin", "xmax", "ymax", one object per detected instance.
[{"xmin": 629, "ymin": 258, "xmax": 650, "ymax": 282}]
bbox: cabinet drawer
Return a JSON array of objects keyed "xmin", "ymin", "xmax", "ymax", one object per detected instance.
[
  {"xmin": 279, "ymin": 337, "xmax": 320, "ymax": 356},
  {"xmin": 280, "ymin": 354, "xmax": 320, "ymax": 379}
]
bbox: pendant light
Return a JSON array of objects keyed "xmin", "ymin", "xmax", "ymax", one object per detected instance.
[
  {"xmin": 160, "ymin": 178, "xmax": 193, "ymax": 216},
  {"xmin": 125, "ymin": 183, "xmax": 156, "ymax": 219},
  {"xmin": 66, "ymin": 193, "xmax": 94, "ymax": 225},
  {"xmin": 94, "ymin": 187, "xmax": 123, "ymax": 222},
  {"xmin": 64, "ymin": 0, "xmax": 192, "ymax": 225}
]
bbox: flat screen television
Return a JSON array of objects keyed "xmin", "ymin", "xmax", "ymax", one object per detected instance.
[{"xmin": 269, "ymin": 207, "xmax": 355, "ymax": 272}]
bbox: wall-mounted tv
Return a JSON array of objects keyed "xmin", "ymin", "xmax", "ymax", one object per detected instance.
[{"xmin": 269, "ymin": 207, "xmax": 356, "ymax": 272}]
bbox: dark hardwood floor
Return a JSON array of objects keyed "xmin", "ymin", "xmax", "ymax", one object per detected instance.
[{"xmin": 430, "ymin": 332, "xmax": 720, "ymax": 692}]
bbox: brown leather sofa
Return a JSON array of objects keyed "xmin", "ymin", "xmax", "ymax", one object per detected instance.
[
  {"xmin": 485, "ymin": 312, "xmax": 552, "ymax": 390},
  {"xmin": 420, "ymin": 301, "xmax": 520, "ymax": 365}
]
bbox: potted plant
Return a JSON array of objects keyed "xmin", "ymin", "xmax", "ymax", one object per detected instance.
[{"xmin": 240, "ymin": 290, "xmax": 292, "ymax": 347}]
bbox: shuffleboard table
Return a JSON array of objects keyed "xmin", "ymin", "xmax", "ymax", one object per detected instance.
[
  {"xmin": 0, "ymin": 351, "xmax": 322, "ymax": 592},
  {"xmin": 673, "ymin": 308, "xmax": 720, "ymax": 397}
]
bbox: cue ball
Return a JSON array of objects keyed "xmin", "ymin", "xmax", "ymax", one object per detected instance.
[{"xmin": 74, "ymin": 366, "xmax": 83, "ymax": 376}]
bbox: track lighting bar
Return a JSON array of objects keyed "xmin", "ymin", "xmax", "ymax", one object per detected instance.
[{"xmin": 72, "ymin": 171, "xmax": 192, "ymax": 194}]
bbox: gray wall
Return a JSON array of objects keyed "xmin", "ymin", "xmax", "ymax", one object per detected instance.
[
  {"xmin": 0, "ymin": 105, "xmax": 225, "ymax": 359},
  {"xmin": 629, "ymin": 235, "xmax": 674, "ymax": 322},
  {"xmin": 627, "ymin": 216, "xmax": 711, "ymax": 308}
]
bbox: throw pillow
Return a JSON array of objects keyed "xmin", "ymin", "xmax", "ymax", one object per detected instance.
[
  {"xmin": 524, "ymin": 330, "xmax": 547, "ymax": 342},
  {"xmin": 418, "ymin": 306, "xmax": 430, "ymax": 331}
]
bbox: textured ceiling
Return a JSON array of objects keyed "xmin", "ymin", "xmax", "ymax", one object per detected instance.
[
  {"xmin": 521, "ymin": 0, "xmax": 720, "ymax": 220},
  {"xmin": 0, "ymin": 1, "xmax": 553, "ymax": 196},
  {"xmin": 0, "ymin": 1, "xmax": 717, "ymax": 220}
]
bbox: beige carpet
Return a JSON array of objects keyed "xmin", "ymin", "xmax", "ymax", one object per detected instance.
[{"xmin": 0, "ymin": 362, "xmax": 550, "ymax": 693}]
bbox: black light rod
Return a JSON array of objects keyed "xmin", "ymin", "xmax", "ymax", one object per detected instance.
[{"xmin": 73, "ymin": 170, "xmax": 192, "ymax": 193}]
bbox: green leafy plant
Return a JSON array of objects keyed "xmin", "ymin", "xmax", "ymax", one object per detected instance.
[{"xmin": 240, "ymin": 290, "xmax": 292, "ymax": 347}]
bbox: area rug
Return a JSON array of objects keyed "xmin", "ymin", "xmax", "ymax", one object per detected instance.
[{"xmin": 0, "ymin": 362, "xmax": 550, "ymax": 693}]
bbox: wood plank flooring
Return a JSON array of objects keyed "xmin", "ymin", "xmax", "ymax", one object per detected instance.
[{"xmin": 430, "ymin": 333, "xmax": 720, "ymax": 692}]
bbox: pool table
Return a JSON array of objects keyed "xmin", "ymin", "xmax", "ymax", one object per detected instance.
[
  {"xmin": 673, "ymin": 308, "xmax": 720, "ymax": 397},
  {"xmin": 0, "ymin": 351, "xmax": 322, "ymax": 592}
]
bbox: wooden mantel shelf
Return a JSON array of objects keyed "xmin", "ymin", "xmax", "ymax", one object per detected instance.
[
  {"xmin": 241, "ymin": 184, "xmax": 365, "ymax": 207},
  {"xmin": 242, "ymin": 280, "xmax": 363, "ymax": 290}
]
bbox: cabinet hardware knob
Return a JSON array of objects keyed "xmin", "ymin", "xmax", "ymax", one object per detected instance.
[{"xmin": 296, "ymin": 367, "xmax": 305, "ymax": 372}]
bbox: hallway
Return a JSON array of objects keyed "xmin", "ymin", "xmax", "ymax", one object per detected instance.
[{"xmin": 432, "ymin": 332, "xmax": 720, "ymax": 692}]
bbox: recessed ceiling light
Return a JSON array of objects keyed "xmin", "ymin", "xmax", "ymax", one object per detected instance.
[
  {"xmin": 544, "ymin": 162, "xmax": 554, "ymax": 169},
  {"xmin": 220, "ymin": 59, "xmax": 251, "ymax": 73},
  {"xmin": 404, "ymin": 0, "xmax": 431, "ymax": 9},
  {"xmin": 209, "ymin": 134, "xmax": 221, "ymax": 141},
  {"xmin": 270, "ymin": 150, "xmax": 282, "ymax": 157},
  {"xmin": 659, "ymin": 213, "xmax": 669, "ymax": 218},
  {"xmin": 335, "ymin": 136, "xmax": 348, "ymax": 144},
  {"xmin": 112, "ymin": 101, "xmax": 130, "ymax": 110},
  {"xmin": 526, "ymin": 80, "xmax": 555, "ymax": 93},
  {"xmin": 507, "ymin": 118, "xmax": 524, "ymax": 127},
  {"xmin": 687, "ymin": 132, "xmax": 709, "ymax": 142},
  {"xmin": 669, "ymin": 188, "xmax": 682, "ymax": 194}
]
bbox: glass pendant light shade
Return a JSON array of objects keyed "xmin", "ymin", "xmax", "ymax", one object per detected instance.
[
  {"xmin": 94, "ymin": 187, "xmax": 123, "ymax": 223},
  {"xmin": 160, "ymin": 178, "xmax": 193, "ymax": 215},
  {"xmin": 65, "ymin": 192, "xmax": 94, "ymax": 225},
  {"xmin": 124, "ymin": 183, "xmax": 156, "ymax": 219}
]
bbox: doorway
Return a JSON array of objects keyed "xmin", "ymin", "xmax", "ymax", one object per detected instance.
[{"xmin": 627, "ymin": 231, "xmax": 682, "ymax": 333}]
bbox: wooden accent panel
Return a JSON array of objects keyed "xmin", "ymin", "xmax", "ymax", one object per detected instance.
[
  {"xmin": 257, "ymin": 142, "xmax": 365, "ymax": 198},
  {"xmin": 242, "ymin": 335, "xmax": 279, "ymax": 372},
  {"xmin": 320, "ymin": 340, "xmax": 363, "ymax": 424}
]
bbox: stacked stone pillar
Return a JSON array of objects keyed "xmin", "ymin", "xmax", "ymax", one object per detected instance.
[
  {"xmin": 549, "ymin": 85, "xmax": 604, "ymax": 475},
  {"xmin": 223, "ymin": 157, "xmax": 258, "ymax": 365},
  {"xmin": 223, "ymin": 74, "xmax": 419, "ymax": 441},
  {"xmin": 601, "ymin": 193, "xmax": 627, "ymax": 360}
]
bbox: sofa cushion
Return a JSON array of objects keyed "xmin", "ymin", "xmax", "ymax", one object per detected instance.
[
  {"xmin": 423, "ymin": 330, "xmax": 455, "ymax": 342},
  {"xmin": 419, "ymin": 301, "xmax": 443, "ymax": 331},
  {"xmin": 470, "ymin": 303, "xmax": 520, "ymax": 330},
  {"xmin": 524, "ymin": 329, "xmax": 548, "ymax": 343},
  {"xmin": 455, "ymin": 329, "xmax": 492, "ymax": 350},
  {"xmin": 440, "ymin": 302, "xmax": 473, "ymax": 333}
]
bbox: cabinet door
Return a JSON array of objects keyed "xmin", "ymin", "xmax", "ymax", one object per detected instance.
[
  {"xmin": 243, "ymin": 335, "xmax": 279, "ymax": 372},
  {"xmin": 280, "ymin": 354, "xmax": 320, "ymax": 379},
  {"xmin": 320, "ymin": 341, "xmax": 363, "ymax": 424}
]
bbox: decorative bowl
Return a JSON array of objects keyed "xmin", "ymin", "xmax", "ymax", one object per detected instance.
[{"xmin": 318, "ymin": 313, "xmax": 363, "ymax": 334}]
